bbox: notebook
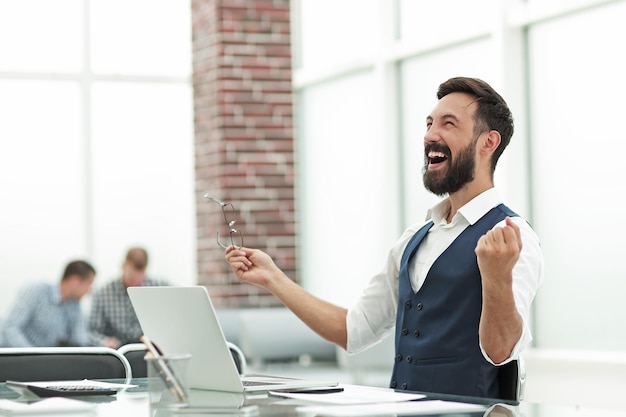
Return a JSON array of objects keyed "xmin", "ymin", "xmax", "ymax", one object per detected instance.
[{"xmin": 128, "ymin": 286, "xmax": 338, "ymax": 393}]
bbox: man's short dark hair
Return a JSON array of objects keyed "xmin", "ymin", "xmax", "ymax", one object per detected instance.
[
  {"xmin": 62, "ymin": 260, "xmax": 96, "ymax": 281},
  {"xmin": 125, "ymin": 247, "xmax": 148, "ymax": 271},
  {"xmin": 437, "ymin": 77, "xmax": 514, "ymax": 174}
]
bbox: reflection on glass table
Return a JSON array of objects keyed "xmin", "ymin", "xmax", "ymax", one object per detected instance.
[{"xmin": 2, "ymin": 380, "xmax": 626, "ymax": 417}]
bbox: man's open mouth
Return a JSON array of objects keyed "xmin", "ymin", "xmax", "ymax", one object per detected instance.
[{"xmin": 428, "ymin": 151, "xmax": 448, "ymax": 166}]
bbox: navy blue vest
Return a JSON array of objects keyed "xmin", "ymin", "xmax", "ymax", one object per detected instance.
[{"xmin": 390, "ymin": 204, "xmax": 517, "ymax": 398}]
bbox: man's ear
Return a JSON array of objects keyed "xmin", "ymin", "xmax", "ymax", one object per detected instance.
[{"xmin": 480, "ymin": 130, "xmax": 501, "ymax": 156}]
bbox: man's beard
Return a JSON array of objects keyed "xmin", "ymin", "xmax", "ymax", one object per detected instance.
[{"xmin": 422, "ymin": 139, "xmax": 477, "ymax": 197}]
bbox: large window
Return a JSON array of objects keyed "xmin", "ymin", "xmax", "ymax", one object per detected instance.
[
  {"xmin": 294, "ymin": 0, "xmax": 401, "ymax": 308},
  {"xmin": 0, "ymin": 0, "xmax": 194, "ymax": 313},
  {"xmin": 297, "ymin": 71, "xmax": 398, "ymax": 306},
  {"xmin": 527, "ymin": 0, "xmax": 626, "ymax": 350}
]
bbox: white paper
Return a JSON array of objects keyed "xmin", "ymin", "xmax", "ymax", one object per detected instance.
[
  {"xmin": 0, "ymin": 397, "xmax": 96, "ymax": 414},
  {"xmin": 297, "ymin": 399, "xmax": 488, "ymax": 416},
  {"xmin": 269, "ymin": 385, "xmax": 425, "ymax": 405}
]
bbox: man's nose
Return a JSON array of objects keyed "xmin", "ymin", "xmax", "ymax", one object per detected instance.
[{"xmin": 424, "ymin": 127, "xmax": 442, "ymax": 144}]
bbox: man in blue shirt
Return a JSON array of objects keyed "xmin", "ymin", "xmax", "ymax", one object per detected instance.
[{"xmin": 0, "ymin": 260, "xmax": 96, "ymax": 347}]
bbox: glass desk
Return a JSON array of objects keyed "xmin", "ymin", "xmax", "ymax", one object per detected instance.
[{"xmin": 1, "ymin": 379, "xmax": 625, "ymax": 417}]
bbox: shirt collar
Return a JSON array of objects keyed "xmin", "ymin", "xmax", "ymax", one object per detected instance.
[{"xmin": 427, "ymin": 187, "xmax": 503, "ymax": 226}]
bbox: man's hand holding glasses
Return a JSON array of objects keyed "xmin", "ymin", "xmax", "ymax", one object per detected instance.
[{"xmin": 205, "ymin": 194, "xmax": 283, "ymax": 289}]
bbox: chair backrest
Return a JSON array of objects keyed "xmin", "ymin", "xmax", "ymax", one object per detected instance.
[
  {"xmin": 497, "ymin": 359, "xmax": 524, "ymax": 401},
  {"xmin": 0, "ymin": 347, "xmax": 132, "ymax": 384},
  {"xmin": 118, "ymin": 341, "xmax": 246, "ymax": 377},
  {"xmin": 226, "ymin": 341, "xmax": 246, "ymax": 375},
  {"xmin": 118, "ymin": 343, "xmax": 148, "ymax": 378}
]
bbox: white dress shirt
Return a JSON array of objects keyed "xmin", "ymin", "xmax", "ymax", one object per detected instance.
[{"xmin": 346, "ymin": 188, "xmax": 544, "ymax": 364}]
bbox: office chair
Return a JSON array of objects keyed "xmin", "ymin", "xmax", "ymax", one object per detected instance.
[
  {"xmin": 0, "ymin": 347, "xmax": 132, "ymax": 384},
  {"xmin": 117, "ymin": 341, "xmax": 247, "ymax": 377},
  {"xmin": 118, "ymin": 343, "xmax": 149, "ymax": 378},
  {"xmin": 227, "ymin": 341, "xmax": 247, "ymax": 375},
  {"xmin": 497, "ymin": 359, "xmax": 525, "ymax": 401}
]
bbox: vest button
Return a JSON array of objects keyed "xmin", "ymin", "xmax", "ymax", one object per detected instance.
[
  {"xmin": 401, "ymin": 383, "xmax": 408, "ymax": 390},
  {"xmin": 406, "ymin": 355, "xmax": 412, "ymax": 363},
  {"xmin": 401, "ymin": 328, "xmax": 408, "ymax": 336},
  {"xmin": 413, "ymin": 329, "xmax": 420, "ymax": 337},
  {"xmin": 391, "ymin": 380, "xmax": 397, "ymax": 388},
  {"xmin": 395, "ymin": 354, "xmax": 402, "ymax": 362},
  {"xmin": 416, "ymin": 302, "xmax": 423, "ymax": 310},
  {"xmin": 405, "ymin": 301, "xmax": 412, "ymax": 309}
]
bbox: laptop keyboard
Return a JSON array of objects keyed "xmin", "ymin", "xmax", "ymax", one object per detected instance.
[{"xmin": 242, "ymin": 380, "xmax": 280, "ymax": 386}]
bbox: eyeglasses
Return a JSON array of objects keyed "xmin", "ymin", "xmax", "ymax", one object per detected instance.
[{"xmin": 203, "ymin": 194, "xmax": 244, "ymax": 249}]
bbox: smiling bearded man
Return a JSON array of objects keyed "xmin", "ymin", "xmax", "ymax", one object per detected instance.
[{"xmin": 224, "ymin": 77, "xmax": 544, "ymax": 400}]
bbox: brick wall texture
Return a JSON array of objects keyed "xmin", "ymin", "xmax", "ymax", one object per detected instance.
[{"xmin": 192, "ymin": 0, "xmax": 296, "ymax": 307}]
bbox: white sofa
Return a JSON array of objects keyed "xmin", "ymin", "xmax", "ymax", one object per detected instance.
[{"xmin": 215, "ymin": 307, "xmax": 393, "ymax": 387}]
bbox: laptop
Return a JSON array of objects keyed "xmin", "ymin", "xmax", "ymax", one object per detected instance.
[{"xmin": 128, "ymin": 286, "xmax": 338, "ymax": 393}]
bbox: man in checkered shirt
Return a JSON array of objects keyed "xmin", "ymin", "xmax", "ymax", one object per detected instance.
[{"xmin": 88, "ymin": 247, "xmax": 169, "ymax": 348}]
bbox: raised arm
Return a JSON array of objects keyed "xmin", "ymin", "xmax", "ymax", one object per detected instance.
[
  {"xmin": 475, "ymin": 216, "xmax": 523, "ymax": 364},
  {"xmin": 225, "ymin": 247, "xmax": 348, "ymax": 349}
]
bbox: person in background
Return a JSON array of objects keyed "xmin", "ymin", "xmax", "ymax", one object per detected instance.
[
  {"xmin": 88, "ymin": 247, "xmax": 169, "ymax": 348},
  {"xmin": 0, "ymin": 260, "xmax": 96, "ymax": 347},
  {"xmin": 225, "ymin": 77, "xmax": 544, "ymax": 399}
]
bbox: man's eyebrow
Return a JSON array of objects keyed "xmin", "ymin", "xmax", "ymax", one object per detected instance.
[
  {"xmin": 426, "ymin": 113, "xmax": 460, "ymax": 123},
  {"xmin": 441, "ymin": 113, "xmax": 460, "ymax": 121}
]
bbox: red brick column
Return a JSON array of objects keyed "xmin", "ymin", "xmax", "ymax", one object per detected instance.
[{"xmin": 192, "ymin": 0, "xmax": 295, "ymax": 307}]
